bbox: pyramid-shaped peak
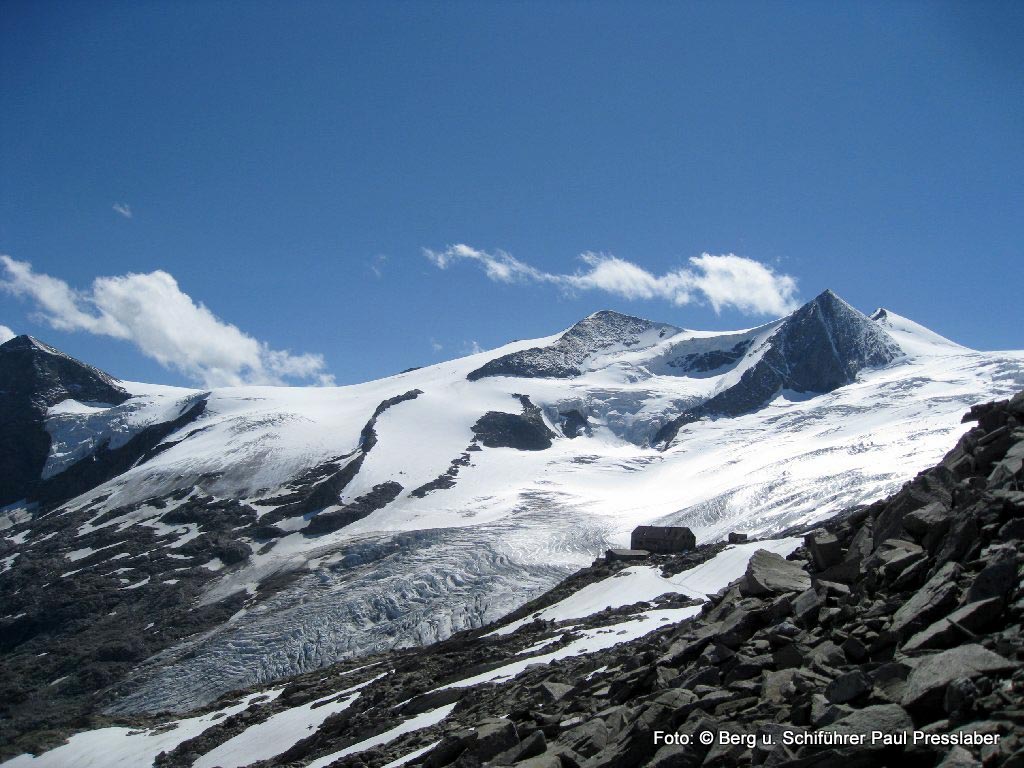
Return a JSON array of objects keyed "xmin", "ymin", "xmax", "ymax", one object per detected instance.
[
  {"xmin": 772, "ymin": 290, "xmax": 902, "ymax": 390},
  {"xmin": 566, "ymin": 309, "xmax": 680, "ymax": 338},
  {"xmin": 0, "ymin": 335, "xmax": 130, "ymax": 408},
  {"xmin": 1, "ymin": 334, "xmax": 53, "ymax": 352},
  {"xmin": 585, "ymin": 309, "xmax": 651, "ymax": 322},
  {"xmin": 805, "ymin": 288, "xmax": 859, "ymax": 314}
]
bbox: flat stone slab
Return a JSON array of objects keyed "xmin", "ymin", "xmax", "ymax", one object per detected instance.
[
  {"xmin": 902, "ymin": 644, "xmax": 1017, "ymax": 709},
  {"xmin": 740, "ymin": 550, "xmax": 811, "ymax": 596}
]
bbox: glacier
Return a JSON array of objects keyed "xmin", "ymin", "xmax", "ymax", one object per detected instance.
[{"xmin": 1, "ymin": 291, "xmax": 1023, "ymax": 719}]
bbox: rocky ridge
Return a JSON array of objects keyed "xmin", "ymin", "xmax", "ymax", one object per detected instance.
[
  {"xmin": 655, "ymin": 291, "xmax": 903, "ymax": 446},
  {"xmin": 0, "ymin": 336, "xmax": 132, "ymax": 506},
  {"xmin": 467, "ymin": 311, "xmax": 681, "ymax": 381}
]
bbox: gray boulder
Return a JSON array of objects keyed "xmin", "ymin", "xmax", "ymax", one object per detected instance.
[
  {"xmin": 889, "ymin": 561, "xmax": 961, "ymax": 637},
  {"xmin": 823, "ymin": 703, "xmax": 913, "ymax": 740},
  {"xmin": 937, "ymin": 746, "xmax": 982, "ymax": 768},
  {"xmin": 902, "ymin": 501, "xmax": 953, "ymax": 552},
  {"xmin": 825, "ymin": 670, "xmax": 870, "ymax": 704},
  {"xmin": 902, "ymin": 644, "xmax": 1017, "ymax": 710},
  {"xmin": 473, "ymin": 718, "xmax": 520, "ymax": 761},
  {"xmin": 901, "ymin": 598, "xmax": 1004, "ymax": 652},
  {"xmin": 740, "ymin": 550, "xmax": 811, "ymax": 597},
  {"xmin": 965, "ymin": 546, "xmax": 1019, "ymax": 603},
  {"xmin": 873, "ymin": 538, "xmax": 925, "ymax": 579},
  {"xmin": 805, "ymin": 530, "xmax": 843, "ymax": 570}
]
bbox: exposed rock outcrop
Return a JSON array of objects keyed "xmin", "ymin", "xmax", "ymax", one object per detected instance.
[
  {"xmin": 655, "ymin": 290, "xmax": 902, "ymax": 446},
  {"xmin": 0, "ymin": 335, "xmax": 131, "ymax": 506},
  {"xmin": 467, "ymin": 311, "xmax": 680, "ymax": 381},
  {"xmin": 471, "ymin": 394, "xmax": 557, "ymax": 451}
]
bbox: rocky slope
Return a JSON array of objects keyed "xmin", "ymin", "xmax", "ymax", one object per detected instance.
[
  {"xmin": 5, "ymin": 391, "xmax": 1021, "ymax": 768},
  {"xmin": 0, "ymin": 336, "xmax": 131, "ymax": 506},
  {"xmin": 467, "ymin": 311, "xmax": 682, "ymax": 381},
  {"xmin": 653, "ymin": 290, "xmax": 903, "ymax": 445},
  {"xmin": 1, "ymin": 291, "xmax": 1022, "ymax": 754}
]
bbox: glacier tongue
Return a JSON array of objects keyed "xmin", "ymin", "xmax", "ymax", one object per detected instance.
[{"xmin": 106, "ymin": 500, "xmax": 606, "ymax": 714}]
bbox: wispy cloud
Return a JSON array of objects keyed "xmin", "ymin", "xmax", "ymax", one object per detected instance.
[
  {"xmin": 463, "ymin": 340, "xmax": 484, "ymax": 355},
  {"xmin": 0, "ymin": 255, "xmax": 334, "ymax": 387},
  {"xmin": 430, "ymin": 338, "xmax": 444, "ymax": 353},
  {"xmin": 423, "ymin": 244, "xmax": 799, "ymax": 316},
  {"xmin": 0, "ymin": 324, "xmax": 15, "ymax": 344},
  {"xmin": 112, "ymin": 202, "xmax": 133, "ymax": 219},
  {"xmin": 369, "ymin": 254, "xmax": 388, "ymax": 279}
]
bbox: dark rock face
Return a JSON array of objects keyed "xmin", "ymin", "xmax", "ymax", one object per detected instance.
[
  {"xmin": 467, "ymin": 311, "xmax": 679, "ymax": 381},
  {"xmin": 558, "ymin": 409, "xmax": 591, "ymax": 439},
  {"xmin": 665, "ymin": 339, "xmax": 752, "ymax": 375},
  {"xmin": 410, "ymin": 453, "xmax": 473, "ymax": 498},
  {"xmin": 0, "ymin": 336, "xmax": 131, "ymax": 506},
  {"xmin": 471, "ymin": 395, "xmax": 556, "ymax": 451},
  {"xmin": 655, "ymin": 290, "xmax": 902, "ymax": 445},
  {"xmin": 304, "ymin": 481, "xmax": 404, "ymax": 535},
  {"xmin": 33, "ymin": 396, "xmax": 209, "ymax": 509}
]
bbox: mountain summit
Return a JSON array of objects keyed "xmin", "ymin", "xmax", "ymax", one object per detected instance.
[
  {"xmin": 0, "ymin": 336, "xmax": 130, "ymax": 506},
  {"xmin": 467, "ymin": 309, "xmax": 681, "ymax": 380},
  {"xmin": 654, "ymin": 290, "xmax": 902, "ymax": 444}
]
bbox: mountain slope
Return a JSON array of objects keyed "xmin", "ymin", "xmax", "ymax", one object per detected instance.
[
  {"xmin": 0, "ymin": 337, "xmax": 132, "ymax": 506},
  {"xmin": 0, "ymin": 291, "xmax": 1021, "ymax": 746},
  {"xmin": 467, "ymin": 310, "xmax": 682, "ymax": 380},
  {"xmin": 6, "ymin": 392, "xmax": 1022, "ymax": 768},
  {"xmin": 653, "ymin": 290, "xmax": 902, "ymax": 445}
]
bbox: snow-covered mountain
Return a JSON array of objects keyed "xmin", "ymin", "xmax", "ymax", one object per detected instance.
[{"xmin": 1, "ymin": 290, "xmax": 1021, "ymax": 732}]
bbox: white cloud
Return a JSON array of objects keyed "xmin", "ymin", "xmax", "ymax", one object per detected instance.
[
  {"xmin": 686, "ymin": 253, "xmax": 799, "ymax": 316},
  {"xmin": 0, "ymin": 255, "xmax": 334, "ymax": 387},
  {"xmin": 425, "ymin": 244, "xmax": 544, "ymax": 284},
  {"xmin": 0, "ymin": 324, "xmax": 15, "ymax": 344},
  {"xmin": 0, "ymin": 255, "xmax": 125, "ymax": 337},
  {"xmin": 423, "ymin": 244, "xmax": 799, "ymax": 316},
  {"xmin": 112, "ymin": 202, "xmax": 133, "ymax": 219},
  {"xmin": 369, "ymin": 254, "xmax": 388, "ymax": 279},
  {"xmin": 430, "ymin": 338, "xmax": 444, "ymax": 353},
  {"xmin": 465, "ymin": 340, "xmax": 484, "ymax": 355}
]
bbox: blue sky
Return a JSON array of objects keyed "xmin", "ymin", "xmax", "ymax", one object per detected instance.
[{"xmin": 1, "ymin": 1, "xmax": 1021, "ymax": 387}]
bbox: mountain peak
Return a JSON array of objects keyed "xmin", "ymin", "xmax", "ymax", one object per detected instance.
[
  {"xmin": 0, "ymin": 336, "xmax": 132, "ymax": 506},
  {"xmin": 0, "ymin": 335, "xmax": 129, "ymax": 409},
  {"xmin": 1, "ymin": 334, "xmax": 57, "ymax": 353},
  {"xmin": 654, "ymin": 290, "xmax": 903, "ymax": 445},
  {"xmin": 773, "ymin": 290, "xmax": 902, "ymax": 389},
  {"xmin": 803, "ymin": 288, "xmax": 862, "ymax": 318},
  {"xmin": 468, "ymin": 310, "xmax": 681, "ymax": 381},
  {"xmin": 582, "ymin": 308, "xmax": 652, "ymax": 323},
  {"xmin": 869, "ymin": 307, "xmax": 966, "ymax": 353},
  {"xmin": 564, "ymin": 309, "xmax": 679, "ymax": 339}
]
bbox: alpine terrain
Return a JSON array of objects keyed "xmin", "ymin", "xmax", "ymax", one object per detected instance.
[{"xmin": 1, "ymin": 289, "xmax": 1022, "ymax": 764}]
